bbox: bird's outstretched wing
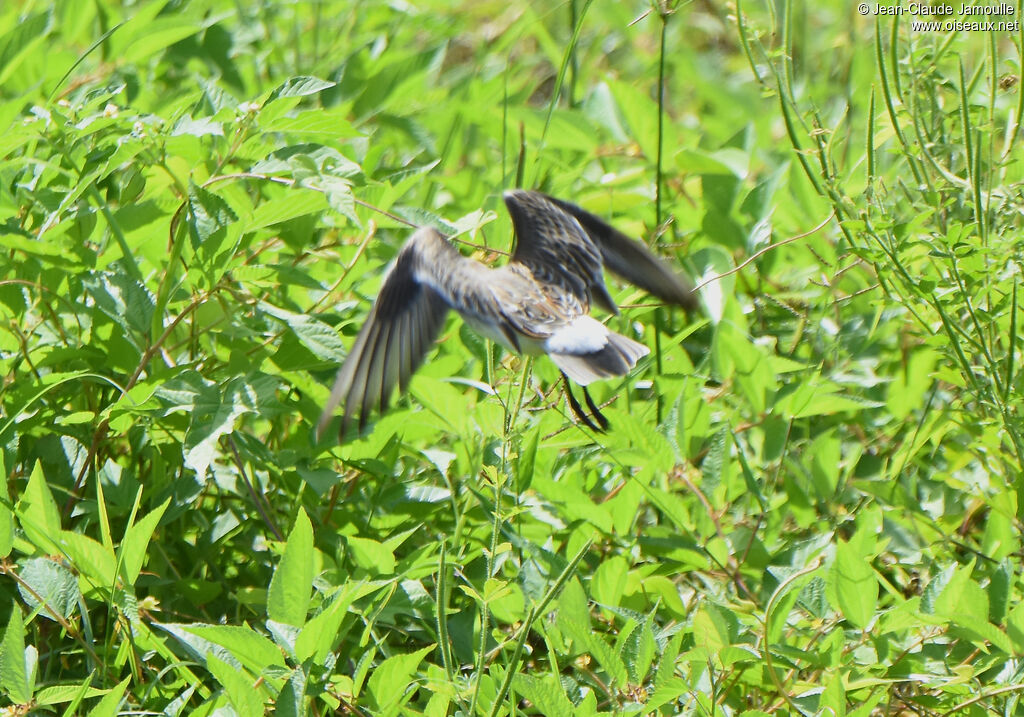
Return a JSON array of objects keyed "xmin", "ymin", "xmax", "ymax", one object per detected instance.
[
  {"xmin": 504, "ymin": 190, "xmax": 618, "ymax": 313},
  {"xmin": 531, "ymin": 191, "xmax": 698, "ymax": 313},
  {"xmin": 317, "ymin": 228, "xmax": 451, "ymax": 439}
]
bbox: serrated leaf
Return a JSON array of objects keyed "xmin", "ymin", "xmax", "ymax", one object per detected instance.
[
  {"xmin": 267, "ymin": 76, "xmax": 336, "ymax": 101},
  {"xmin": 512, "ymin": 673, "xmax": 575, "ymax": 716},
  {"xmin": 260, "ymin": 302, "xmax": 346, "ymax": 361},
  {"xmin": 206, "ymin": 653, "xmax": 265, "ymax": 716},
  {"xmin": 81, "ymin": 271, "xmax": 155, "ymax": 345},
  {"xmin": 17, "ymin": 558, "xmax": 80, "ymax": 621},
  {"xmin": 170, "ymin": 115, "xmax": 224, "ymax": 138},
  {"xmin": 159, "ymin": 623, "xmax": 286, "ymax": 675},
  {"xmin": 187, "ymin": 182, "xmax": 237, "ymax": 247},
  {"xmin": 247, "ymin": 190, "xmax": 327, "ymax": 232}
]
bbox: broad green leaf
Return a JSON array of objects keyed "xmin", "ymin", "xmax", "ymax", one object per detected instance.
[
  {"xmin": 17, "ymin": 558, "xmax": 80, "ymax": 621},
  {"xmin": 511, "ymin": 673, "xmax": 575, "ymax": 716},
  {"xmin": 830, "ymin": 532, "xmax": 878, "ymax": 630},
  {"xmin": 160, "ymin": 623, "xmax": 286, "ymax": 675},
  {"xmin": 206, "ymin": 653, "xmax": 265, "ymax": 716},
  {"xmin": 267, "ymin": 508, "xmax": 314, "ymax": 627},
  {"xmin": 246, "ymin": 191, "xmax": 328, "ymax": 233},
  {"xmin": 59, "ymin": 532, "xmax": 116, "ymax": 588},
  {"xmin": 559, "ymin": 617, "xmax": 628, "ymax": 689},
  {"xmin": 260, "ymin": 302, "xmax": 346, "ymax": 361},
  {"xmin": 187, "ymin": 182, "xmax": 237, "ymax": 249},
  {"xmin": 692, "ymin": 603, "xmax": 735, "ymax": 654},
  {"xmin": 267, "ymin": 75, "xmax": 336, "ymax": 101},
  {"xmin": 294, "ymin": 582, "xmax": 378, "ymax": 663},
  {"xmin": 17, "ymin": 462, "xmax": 61, "ymax": 555},
  {"xmin": 809, "ymin": 430, "xmax": 841, "ymax": 498},
  {"xmin": 85, "ymin": 676, "xmax": 129, "ymax": 717},
  {"xmin": 119, "ymin": 498, "xmax": 169, "ymax": 586},
  {"xmin": 886, "ymin": 347, "xmax": 937, "ymax": 419},
  {"xmin": 116, "ymin": 16, "xmax": 205, "ymax": 65},
  {"xmin": 0, "ymin": 604, "xmax": 33, "ymax": 705},
  {"xmin": 620, "ymin": 618, "xmax": 656, "ymax": 684},
  {"xmin": 0, "ymin": 10, "xmax": 51, "ymax": 85},
  {"xmin": 34, "ymin": 678, "xmax": 104, "ymax": 706},
  {"xmin": 711, "ymin": 321, "xmax": 774, "ymax": 413},
  {"xmin": 982, "ymin": 490, "xmax": 1018, "ymax": 561},
  {"xmin": 367, "ymin": 645, "xmax": 434, "ymax": 713},
  {"xmin": 590, "ymin": 556, "xmax": 628, "ymax": 610},
  {"xmin": 932, "ymin": 561, "xmax": 988, "ymax": 627},
  {"xmin": 346, "ymin": 535, "xmax": 396, "ymax": 575}
]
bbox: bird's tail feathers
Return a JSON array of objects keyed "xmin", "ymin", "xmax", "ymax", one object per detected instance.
[{"xmin": 550, "ymin": 331, "xmax": 649, "ymax": 386}]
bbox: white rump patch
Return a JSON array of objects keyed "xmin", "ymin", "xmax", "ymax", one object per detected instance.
[{"xmin": 545, "ymin": 316, "xmax": 608, "ymax": 355}]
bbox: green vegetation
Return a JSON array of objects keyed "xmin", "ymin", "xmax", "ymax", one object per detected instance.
[{"xmin": 1, "ymin": 0, "xmax": 1022, "ymax": 714}]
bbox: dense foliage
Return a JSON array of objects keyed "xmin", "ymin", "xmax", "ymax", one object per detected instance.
[{"xmin": 1, "ymin": 0, "xmax": 1023, "ymax": 714}]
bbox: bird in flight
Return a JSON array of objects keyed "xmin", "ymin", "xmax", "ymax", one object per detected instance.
[{"xmin": 317, "ymin": 189, "xmax": 697, "ymax": 440}]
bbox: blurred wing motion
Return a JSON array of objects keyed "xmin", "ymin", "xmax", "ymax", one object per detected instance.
[
  {"xmin": 316, "ymin": 229, "xmax": 451, "ymax": 439},
  {"xmin": 538, "ymin": 192, "xmax": 698, "ymax": 312},
  {"xmin": 318, "ymin": 190, "xmax": 698, "ymax": 441}
]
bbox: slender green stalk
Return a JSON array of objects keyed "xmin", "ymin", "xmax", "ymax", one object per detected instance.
[
  {"xmin": 487, "ymin": 540, "xmax": 592, "ymax": 717},
  {"xmin": 435, "ymin": 541, "xmax": 455, "ymax": 685}
]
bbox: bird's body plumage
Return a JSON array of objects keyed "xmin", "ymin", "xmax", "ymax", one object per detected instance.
[{"xmin": 317, "ymin": 189, "xmax": 696, "ymax": 439}]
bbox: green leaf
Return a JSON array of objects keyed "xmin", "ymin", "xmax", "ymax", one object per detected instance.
[
  {"xmin": 982, "ymin": 490, "xmax": 1018, "ymax": 561},
  {"xmin": 160, "ymin": 623, "xmax": 287, "ymax": 675},
  {"xmin": 346, "ymin": 535, "xmax": 396, "ymax": 575},
  {"xmin": 0, "ymin": 451, "xmax": 12, "ymax": 558},
  {"xmin": 58, "ymin": 532, "xmax": 116, "ymax": 587},
  {"xmin": 590, "ymin": 556, "xmax": 628, "ymax": 610},
  {"xmin": 0, "ymin": 10, "xmax": 51, "ymax": 85},
  {"xmin": 0, "ymin": 604, "xmax": 33, "ymax": 705},
  {"xmin": 85, "ymin": 676, "xmax": 129, "ymax": 717},
  {"xmin": 516, "ymin": 427, "xmax": 539, "ymax": 492},
  {"xmin": 367, "ymin": 645, "xmax": 434, "ymax": 713},
  {"xmin": 511, "ymin": 673, "xmax": 575, "ymax": 716},
  {"xmin": 932, "ymin": 560, "xmax": 988, "ymax": 627},
  {"xmin": 809, "ymin": 430, "xmax": 841, "ymax": 498},
  {"xmin": 267, "ymin": 508, "xmax": 314, "ymax": 627},
  {"xmin": 560, "ymin": 617, "xmax": 628, "ymax": 689},
  {"xmin": 17, "ymin": 462, "xmax": 61, "ymax": 554},
  {"xmin": 17, "ymin": 558, "xmax": 80, "ymax": 621},
  {"xmin": 119, "ymin": 498, "xmax": 169, "ymax": 586},
  {"xmin": 692, "ymin": 603, "xmax": 735, "ymax": 654},
  {"xmin": 267, "ymin": 75, "xmax": 336, "ymax": 101},
  {"xmin": 246, "ymin": 190, "xmax": 328, "ymax": 233},
  {"xmin": 830, "ymin": 531, "xmax": 878, "ymax": 630},
  {"xmin": 294, "ymin": 582, "xmax": 378, "ymax": 663},
  {"xmin": 619, "ymin": 618, "xmax": 656, "ymax": 684},
  {"xmin": 206, "ymin": 653, "xmax": 265, "ymax": 716},
  {"xmin": 187, "ymin": 182, "xmax": 238, "ymax": 248},
  {"xmin": 711, "ymin": 321, "xmax": 774, "ymax": 414},
  {"xmin": 260, "ymin": 302, "xmax": 346, "ymax": 361}
]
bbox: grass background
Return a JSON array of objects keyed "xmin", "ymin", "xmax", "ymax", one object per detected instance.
[{"xmin": 1, "ymin": 0, "xmax": 1023, "ymax": 714}]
